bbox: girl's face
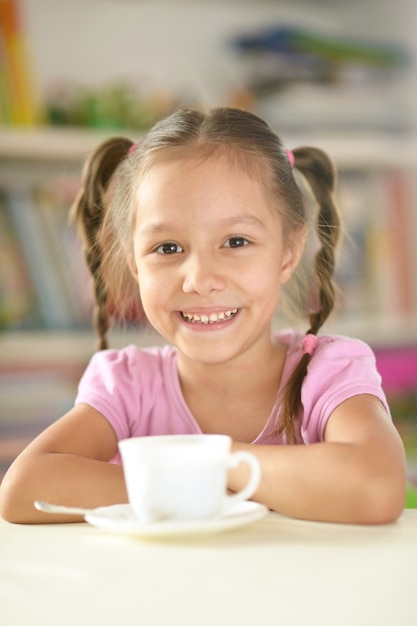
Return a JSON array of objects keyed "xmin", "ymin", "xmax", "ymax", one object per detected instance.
[{"xmin": 129, "ymin": 154, "xmax": 303, "ymax": 368}]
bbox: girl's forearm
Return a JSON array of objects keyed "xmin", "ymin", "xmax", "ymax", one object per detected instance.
[
  {"xmin": 0, "ymin": 453, "xmax": 128, "ymax": 524},
  {"xmin": 229, "ymin": 440, "xmax": 406, "ymax": 525}
]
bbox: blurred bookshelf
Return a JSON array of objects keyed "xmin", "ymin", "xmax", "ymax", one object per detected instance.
[
  {"xmin": 1, "ymin": 126, "xmax": 416, "ymax": 341},
  {"xmin": 1, "ymin": 128, "xmax": 416, "ymax": 350}
]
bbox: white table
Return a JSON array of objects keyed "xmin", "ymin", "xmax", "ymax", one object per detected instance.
[{"xmin": 1, "ymin": 510, "xmax": 416, "ymax": 626}]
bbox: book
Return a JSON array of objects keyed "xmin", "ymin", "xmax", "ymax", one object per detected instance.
[
  {"xmin": 335, "ymin": 168, "xmax": 417, "ymax": 321},
  {"xmin": 334, "ymin": 170, "xmax": 373, "ymax": 318},
  {"xmin": 383, "ymin": 170, "xmax": 416, "ymax": 316},
  {"xmin": 35, "ymin": 180, "xmax": 94, "ymax": 328},
  {"xmin": 0, "ymin": 0, "xmax": 43, "ymax": 126},
  {"xmin": 0, "ymin": 191, "xmax": 39, "ymax": 328},
  {"xmin": 0, "ymin": 24, "xmax": 12, "ymax": 124},
  {"xmin": 5, "ymin": 186, "xmax": 76, "ymax": 328}
]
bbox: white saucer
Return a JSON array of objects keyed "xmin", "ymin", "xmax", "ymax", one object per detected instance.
[{"xmin": 85, "ymin": 501, "xmax": 268, "ymax": 537}]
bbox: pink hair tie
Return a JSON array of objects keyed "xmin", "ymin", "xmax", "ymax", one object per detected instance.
[
  {"xmin": 285, "ymin": 148, "xmax": 295, "ymax": 168},
  {"xmin": 302, "ymin": 333, "xmax": 318, "ymax": 356},
  {"xmin": 128, "ymin": 141, "xmax": 140, "ymax": 155}
]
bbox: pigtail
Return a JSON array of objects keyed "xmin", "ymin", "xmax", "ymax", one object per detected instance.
[
  {"xmin": 70, "ymin": 137, "xmax": 133, "ymax": 350},
  {"xmin": 278, "ymin": 147, "xmax": 341, "ymax": 444}
]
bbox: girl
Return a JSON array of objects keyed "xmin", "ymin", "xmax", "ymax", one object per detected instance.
[{"xmin": 0, "ymin": 107, "xmax": 406, "ymax": 524}]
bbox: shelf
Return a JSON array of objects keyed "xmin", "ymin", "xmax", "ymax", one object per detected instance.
[
  {"xmin": 287, "ymin": 132, "xmax": 417, "ymax": 169},
  {"xmin": 1, "ymin": 314, "xmax": 416, "ymax": 369},
  {"xmin": 0, "ymin": 328, "xmax": 165, "ymax": 368},
  {"xmin": 0, "ymin": 127, "xmax": 112, "ymax": 162},
  {"xmin": 1, "ymin": 127, "xmax": 417, "ymax": 169},
  {"xmin": 322, "ymin": 315, "xmax": 417, "ymax": 349}
]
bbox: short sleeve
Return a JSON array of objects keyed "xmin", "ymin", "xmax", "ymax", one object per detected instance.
[
  {"xmin": 75, "ymin": 347, "xmax": 145, "ymax": 441},
  {"xmin": 74, "ymin": 344, "xmax": 201, "ymax": 445},
  {"xmin": 300, "ymin": 336, "xmax": 391, "ymax": 444}
]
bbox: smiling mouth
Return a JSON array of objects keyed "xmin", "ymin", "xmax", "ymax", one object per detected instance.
[{"xmin": 180, "ymin": 309, "xmax": 238, "ymax": 324}]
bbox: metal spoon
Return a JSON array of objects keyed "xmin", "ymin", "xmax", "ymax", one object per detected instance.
[{"xmin": 34, "ymin": 500, "xmax": 93, "ymax": 516}]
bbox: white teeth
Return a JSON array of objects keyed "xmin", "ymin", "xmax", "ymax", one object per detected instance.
[{"xmin": 181, "ymin": 309, "xmax": 238, "ymax": 324}]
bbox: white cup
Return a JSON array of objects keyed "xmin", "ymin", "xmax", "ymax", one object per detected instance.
[{"xmin": 118, "ymin": 434, "xmax": 261, "ymax": 523}]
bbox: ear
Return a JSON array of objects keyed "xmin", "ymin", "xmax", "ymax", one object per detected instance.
[
  {"xmin": 279, "ymin": 225, "xmax": 307, "ymax": 285},
  {"xmin": 126, "ymin": 252, "xmax": 139, "ymax": 280}
]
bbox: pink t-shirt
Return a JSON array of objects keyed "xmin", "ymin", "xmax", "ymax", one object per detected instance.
[{"xmin": 75, "ymin": 331, "xmax": 390, "ymax": 457}]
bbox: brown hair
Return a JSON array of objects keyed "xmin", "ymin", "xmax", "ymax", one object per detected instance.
[{"xmin": 71, "ymin": 106, "xmax": 341, "ymax": 444}]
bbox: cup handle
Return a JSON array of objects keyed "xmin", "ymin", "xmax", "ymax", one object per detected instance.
[{"xmin": 223, "ymin": 450, "xmax": 261, "ymax": 511}]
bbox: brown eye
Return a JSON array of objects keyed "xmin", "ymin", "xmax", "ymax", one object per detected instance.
[
  {"xmin": 224, "ymin": 237, "xmax": 249, "ymax": 248},
  {"xmin": 156, "ymin": 242, "xmax": 183, "ymax": 255}
]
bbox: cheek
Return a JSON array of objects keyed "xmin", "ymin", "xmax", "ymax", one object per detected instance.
[
  {"xmin": 245, "ymin": 261, "xmax": 281, "ymax": 305},
  {"xmin": 133, "ymin": 280, "xmax": 157, "ymax": 325},
  {"xmin": 250, "ymin": 252, "xmax": 284, "ymax": 287},
  {"xmin": 135, "ymin": 270, "xmax": 153, "ymax": 299},
  {"xmin": 135, "ymin": 266, "xmax": 171, "ymax": 311}
]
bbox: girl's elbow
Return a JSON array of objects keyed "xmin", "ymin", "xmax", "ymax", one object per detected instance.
[
  {"xmin": 0, "ymin": 465, "xmax": 33, "ymax": 524},
  {"xmin": 366, "ymin": 494, "xmax": 404, "ymax": 525},
  {"xmin": 359, "ymin": 438, "xmax": 407, "ymax": 525},
  {"xmin": 0, "ymin": 483, "xmax": 20, "ymax": 523}
]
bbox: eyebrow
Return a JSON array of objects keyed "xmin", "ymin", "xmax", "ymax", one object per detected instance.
[{"xmin": 138, "ymin": 215, "xmax": 268, "ymax": 236}]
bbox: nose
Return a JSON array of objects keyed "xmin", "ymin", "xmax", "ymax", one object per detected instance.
[{"xmin": 181, "ymin": 251, "xmax": 227, "ymax": 295}]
